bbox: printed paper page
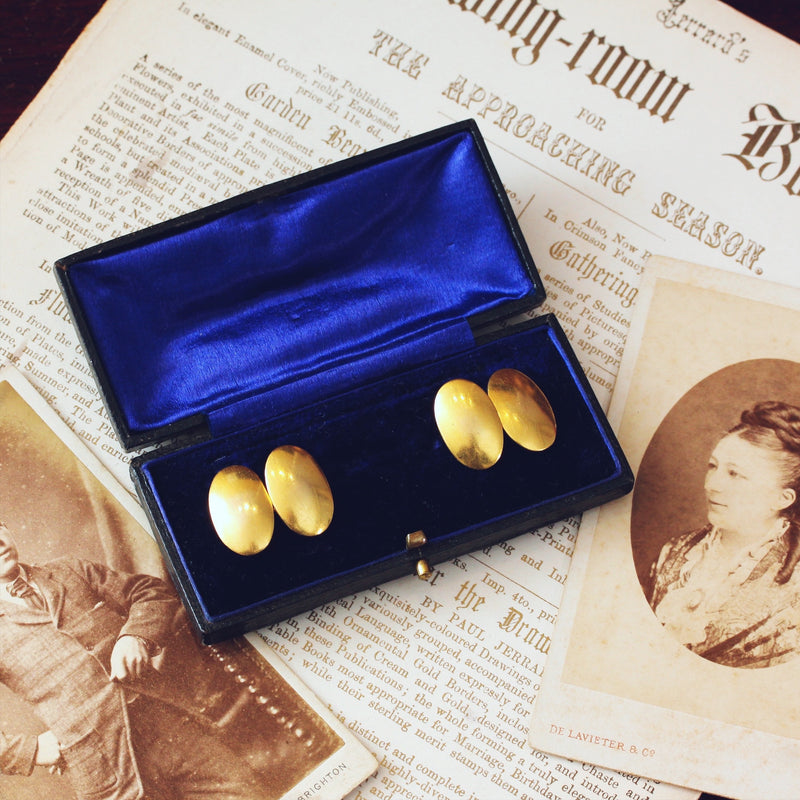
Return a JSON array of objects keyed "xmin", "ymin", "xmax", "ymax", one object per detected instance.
[{"xmin": 3, "ymin": 1, "xmax": 798, "ymax": 797}]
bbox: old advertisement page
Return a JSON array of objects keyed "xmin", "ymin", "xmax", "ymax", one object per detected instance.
[
  {"xmin": 0, "ymin": 366, "xmax": 378, "ymax": 800},
  {"xmin": 527, "ymin": 257, "xmax": 800, "ymax": 800},
  {"xmin": 1, "ymin": 1, "xmax": 798, "ymax": 798}
]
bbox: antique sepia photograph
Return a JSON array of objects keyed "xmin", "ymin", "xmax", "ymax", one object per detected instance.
[
  {"xmin": 528, "ymin": 257, "xmax": 800, "ymax": 800},
  {"xmin": 0, "ymin": 367, "xmax": 373, "ymax": 800},
  {"xmin": 631, "ymin": 359, "xmax": 800, "ymax": 668}
]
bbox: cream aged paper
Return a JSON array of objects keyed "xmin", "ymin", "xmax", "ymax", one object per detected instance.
[
  {"xmin": 1, "ymin": 0, "xmax": 798, "ymax": 798},
  {"xmin": 527, "ymin": 258, "xmax": 800, "ymax": 800},
  {"xmin": 0, "ymin": 366, "xmax": 377, "ymax": 800}
]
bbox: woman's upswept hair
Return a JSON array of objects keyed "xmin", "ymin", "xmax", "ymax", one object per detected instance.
[{"xmin": 729, "ymin": 400, "xmax": 800, "ymax": 583}]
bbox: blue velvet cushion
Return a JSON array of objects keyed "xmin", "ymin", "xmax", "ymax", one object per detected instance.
[{"xmin": 138, "ymin": 317, "xmax": 626, "ymax": 626}]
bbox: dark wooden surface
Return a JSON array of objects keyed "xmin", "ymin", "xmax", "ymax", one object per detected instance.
[
  {"xmin": 1, "ymin": 1, "xmax": 798, "ymax": 139},
  {"xmin": 0, "ymin": 3, "xmax": 796, "ymax": 800}
]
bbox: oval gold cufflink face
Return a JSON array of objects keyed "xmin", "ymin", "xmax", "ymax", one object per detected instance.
[
  {"xmin": 487, "ymin": 368, "xmax": 556, "ymax": 451},
  {"xmin": 434, "ymin": 378, "xmax": 504, "ymax": 470},
  {"xmin": 265, "ymin": 445, "xmax": 334, "ymax": 536},
  {"xmin": 208, "ymin": 465, "xmax": 275, "ymax": 555}
]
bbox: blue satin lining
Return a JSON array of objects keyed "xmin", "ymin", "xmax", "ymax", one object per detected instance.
[{"xmin": 65, "ymin": 129, "xmax": 537, "ymax": 440}]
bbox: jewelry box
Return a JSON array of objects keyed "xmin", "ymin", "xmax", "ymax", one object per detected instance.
[{"xmin": 55, "ymin": 120, "xmax": 633, "ymax": 643}]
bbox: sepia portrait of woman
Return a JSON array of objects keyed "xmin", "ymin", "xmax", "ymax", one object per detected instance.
[{"xmin": 646, "ymin": 400, "xmax": 800, "ymax": 668}]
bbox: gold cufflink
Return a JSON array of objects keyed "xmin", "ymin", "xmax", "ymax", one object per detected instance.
[
  {"xmin": 434, "ymin": 379, "xmax": 504, "ymax": 470},
  {"xmin": 265, "ymin": 445, "xmax": 333, "ymax": 537},
  {"xmin": 208, "ymin": 465, "xmax": 275, "ymax": 555},
  {"xmin": 487, "ymin": 368, "xmax": 557, "ymax": 452}
]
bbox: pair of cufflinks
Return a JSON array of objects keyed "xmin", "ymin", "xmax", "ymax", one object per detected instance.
[
  {"xmin": 208, "ymin": 445, "xmax": 333, "ymax": 556},
  {"xmin": 434, "ymin": 368, "xmax": 556, "ymax": 470}
]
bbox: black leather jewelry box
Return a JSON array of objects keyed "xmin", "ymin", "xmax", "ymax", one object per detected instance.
[{"xmin": 55, "ymin": 120, "xmax": 632, "ymax": 643}]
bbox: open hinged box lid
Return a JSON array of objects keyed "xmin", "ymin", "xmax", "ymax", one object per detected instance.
[{"xmin": 56, "ymin": 120, "xmax": 632, "ymax": 642}]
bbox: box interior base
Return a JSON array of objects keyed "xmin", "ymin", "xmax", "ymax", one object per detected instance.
[{"xmin": 135, "ymin": 316, "xmax": 628, "ymax": 635}]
